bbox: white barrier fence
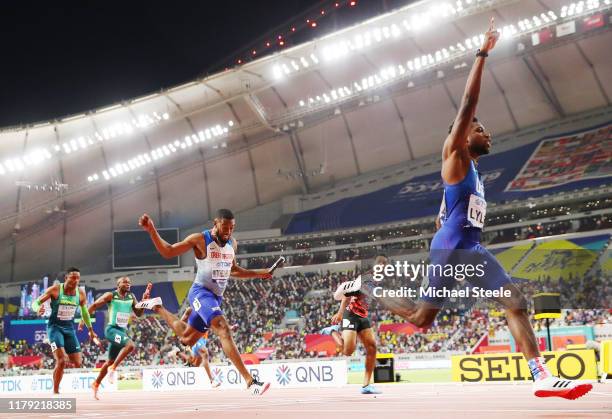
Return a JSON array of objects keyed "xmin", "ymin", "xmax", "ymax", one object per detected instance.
[
  {"xmin": 142, "ymin": 360, "xmax": 347, "ymax": 391},
  {"xmin": 0, "ymin": 372, "xmax": 118, "ymax": 394}
]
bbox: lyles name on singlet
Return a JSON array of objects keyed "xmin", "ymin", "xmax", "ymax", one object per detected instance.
[
  {"xmin": 467, "ymin": 194, "xmax": 487, "ymax": 229},
  {"xmin": 467, "ymin": 173, "xmax": 486, "ymax": 229}
]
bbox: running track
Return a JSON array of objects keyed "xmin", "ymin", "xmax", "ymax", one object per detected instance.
[{"xmin": 4, "ymin": 383, "xmax": 611, "ymax": 419}]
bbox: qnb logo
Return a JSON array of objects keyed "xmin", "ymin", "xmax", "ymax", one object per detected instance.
[
  {"xmin": 211, "ymin": 368, "xmax": 224, "ymax": 384},
  {"xmin": 276, "ymin": 364, "xmax": 292, "ymax": 386},
  {"xmin": 72, "ymin": 377, "xmax": 80, "ymax": 390},
  {"xmin": 151, "ymin": 370, "xmax": 164, "ymax": 389}
]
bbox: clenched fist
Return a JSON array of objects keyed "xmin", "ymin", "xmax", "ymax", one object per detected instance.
[{"xmin": 139, "ymin": 213, "xmax": 156, "ymax": 234}]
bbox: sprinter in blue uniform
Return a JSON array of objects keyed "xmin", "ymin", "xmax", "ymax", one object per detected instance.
[
  {"xmin": 336, "ymin": 18, "xmax": 591, "ymax": 400},
  {"xmin": 138, "ymin": 208, "xmax": 273, "ymax": 396}
]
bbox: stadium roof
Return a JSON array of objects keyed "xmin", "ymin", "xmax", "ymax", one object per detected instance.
[{"xmin": 0, "ymin": 0, "xmax": 610, "ymax": 281}]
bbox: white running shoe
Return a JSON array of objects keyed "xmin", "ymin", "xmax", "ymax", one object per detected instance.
[
  {"xmin": 249, "ymin": 379, "xmax": 270, "ymax": 396},
  {"xmin": 532, "ymin": 376, "xmax": 593, "ymax": 400},
  {"xmin": 333, "ymin": 275, "xmax": 362, "ymax": 300},
  {"xmin": 211, "ymin": 380, "xmax": 221, "ymax": 389},
  {"xmin": 135, "ymin": 297, "xmax": 162, "ymax": 310}
]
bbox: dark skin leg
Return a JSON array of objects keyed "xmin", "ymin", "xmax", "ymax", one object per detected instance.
[
  {"xmin": 111, "ymin": 341, "xmax": 135, "ymax": 370},
  {"xmin": 495, "ymin": 283, "xmax": 540, "ymax": 360},
  {"xmin": 341, "ymin": 330, "xmax": 357, "ymax": 356},
  {"xmin": 331, "ymin": 331, "xmax": 344, "ymax": 349},
  {"xmin": 95, "ymin": 359, "xmax": 113, "ymax": 385},
  {"xmin": 155, "ymin": 306, "xmax": 255, "ymax": 386},
  {"xmin": 198, "ymin": 348, "xmax": 214, "ymax": 382},
  {"xmin": 383, "ymin": 283, "xmax": 539, "ymax": 359},
  {"xmin": 52, "ymin": 348, "xmax": 67, "ymax": 394},
  {"xmin": 378, "ymin": 297, "xmax": 440, "ymax": 328},
  {"xmin": 51, "ymin": 350, "xmax": 82, "ymax": 394},
  {"xmin": 67, "ymin": 352, "xmax": 82, "ymax": 368},
  {"xmin": 358, "ymin": 328, "xmax": 377, "ymax": 387},
  {"xmin": 210, "ymin": 315, "xmax": 255, "ymax": 385},
  {"xmin": 153, "ymin": 305, "xmax": 202, "ymax": 346}
]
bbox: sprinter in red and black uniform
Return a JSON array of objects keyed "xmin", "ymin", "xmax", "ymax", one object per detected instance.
[{"xmin": 331, "ymin": 255, "xmax": 387, "ymax": 395}]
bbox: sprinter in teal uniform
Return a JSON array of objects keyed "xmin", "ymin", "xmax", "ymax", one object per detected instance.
[
  {"xmin": 84, "ymin": 277, "xmax": 148, "ymax": 399},
  {"xmin": 32, "ymin": 267, "xmax": 99, "ymax": 394}
]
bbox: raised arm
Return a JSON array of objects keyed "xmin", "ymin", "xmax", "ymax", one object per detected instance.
[
  {"xmin": 139, "ymin": 213, "xmax": 201, "ymax": 259},
  {"xmin": 88, "ymin": 292, "xmax": 113, "ymax": 315},
  {"xmin": 442, "ymin": 19, "xmax": 499, "ymax": 184},
  {"xmin": 443, "ymin": 18, "xmax": 499, "ymax": 159},
  {"xmin": 230, "ymin": 239, "xmax": 273, "ymax": 280}
]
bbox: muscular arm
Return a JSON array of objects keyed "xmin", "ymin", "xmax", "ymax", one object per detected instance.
[
  {"xmin": 31, "ymin": 284, "xmax": 59, "ymax": 313},
  {"xmin": 139, "ymin": 213, "xmax": 203, "ymax": 259},
  {"xmin": 88, "ymin": 292, "xmax": 113, "ymax": 315},
  {"xmin": 337, "ymin": 296, "xmax": 349, "ymax": 315},
  {"xmin": 443, "ymin": 57, "xmax": 487, "ymax": 160},
  {"xmin": 442, "ymin": 19, "xmax": 499, "ymax": 184},
  {"xmin": 152, "ymin": 231, "xmax": 201, "ymax": 259}
]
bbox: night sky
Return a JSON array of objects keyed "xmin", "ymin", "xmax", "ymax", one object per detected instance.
[{"xmin": 1, "ymin": 0, "xmax": 404, "ymax": 127}]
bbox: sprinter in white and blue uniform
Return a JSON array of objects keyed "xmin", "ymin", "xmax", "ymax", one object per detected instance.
[
  {"xmin": 335, "ymin": 19, "xmax": 592, "ymax": 400},
  {"xmin": 187, "ymin": 226, "xmax": 235, "ymax": 331},
  {"xmin": 139, "ymin": 208, "xmax": 273, "ymax": 396}
]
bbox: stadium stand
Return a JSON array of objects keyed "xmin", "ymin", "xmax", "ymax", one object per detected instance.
[{"xmin": 285, "ymin": 122, "xmax": 611, "ymax": 234}]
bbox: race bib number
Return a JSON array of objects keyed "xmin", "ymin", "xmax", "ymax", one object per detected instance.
[
  {"xmin": 212, "ymin": 269, "xmax": 230, "ymax": 280},
  {"xmin": 114, "ymin": 334, "xmax": 122, "ymax": 344},
  {"xmin": 467, "ymin": 194, "xmax": 487, "ymax": 229},
  {"xmin": 57, "ymin": 304, "xmax": 77, "ymax": 321},
  {"xmin": 116, "ymin": 312, "xmax": 130, "ymax": 328},
  {"xmin": 212, "ymin": 269, "xmax": 230, "ymax": 288}
]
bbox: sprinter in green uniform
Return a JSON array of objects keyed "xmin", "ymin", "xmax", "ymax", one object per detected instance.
[
  {"xmin": 31, "ymin": 267, "xmax": 99, "ymax": 394},
  {"xmin": 84, "ymin": 276, "xmax": 148, "ymax": 399}
]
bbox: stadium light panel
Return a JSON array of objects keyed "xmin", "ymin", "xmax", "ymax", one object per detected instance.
[
  {"xmin": 87, "ymin": 118, "xmax": 234, "ymax": 183},
  {"xmin": 289, "ymin": 0, "xmax": 610, "ymax": 112}
]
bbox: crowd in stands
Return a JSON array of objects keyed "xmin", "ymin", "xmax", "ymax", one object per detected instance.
[
  {"xmin": 241, "ymin": 204, "xmax": 611, "ymax": 269},
  {"xmin": 2, "ymin": 218, "xmax": 610, "ymax": 371}
]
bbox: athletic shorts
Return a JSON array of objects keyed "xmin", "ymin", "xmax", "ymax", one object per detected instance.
[
  {"xmin": 187, "ymin": 284, "xmax": 223, "ymax": 333},
  {"xmin": 191, "ymin": 336, "xmax": 208, "ymax": 357},
  {"xmin": 341, "ymin": 308, "xmax": 371, "ymax": 333},
  {"xmin": 47, "ymin": 324, "xmax": 81, "ymax": 354},
  {"xmin": 105, "ymin": 325, "xmax": 130, "ymax": 360},
  {"xmin": 424, "ymin": 226, "xmax": 513, "ymax": 307},
  {"xmin": 320, "ymin": 324, "xmax": 341, "ymax": 335}
]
